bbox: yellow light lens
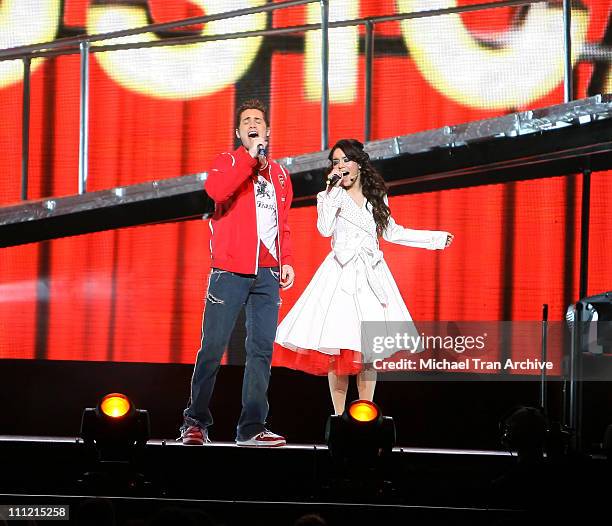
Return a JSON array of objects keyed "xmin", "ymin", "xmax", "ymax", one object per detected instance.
[
  {"xmin": 100, "ymin": 393, "xmax": 131, "ymax": 418},
  {"xmin": 348, "ymin": 401, "xmax": 379, "ymax": 423}
]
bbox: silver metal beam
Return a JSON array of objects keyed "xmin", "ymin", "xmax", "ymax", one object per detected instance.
[
  {"xmin": 563, "ymin": 0, "xmax": 574, "ymax": 103},
  {"xmin": 320, "ymin": 0, "xmax": 329, "ymax": 151},
  {"xmin": 0, "ymin": 0, "xmax": 548, "ymax": 61},
  {"xmin": 1, "ymin": 96, "xmax": 610, "ymax": 247},
  {"xmin": 0, "ymin": 0, "xmax": 317, "ymax": 61},
  {"xmin": 364, "ymin": 21, "xmax": 374, "ymax": 143},
  {"xmin": 78, "ymin": 41, "xmax": 90, "ymax": 195},
  {"xmin": 21, "ymin": 58, "xmax": 31, "ymax": 201},
  {"xmin": 280, "ymin": 95, "xmax": 612, "ymax": 173}
]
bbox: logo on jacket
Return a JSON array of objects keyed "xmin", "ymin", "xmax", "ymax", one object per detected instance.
[{"xmin": 256, "ymin": 178, "xmax": 272, "ymax": 199}]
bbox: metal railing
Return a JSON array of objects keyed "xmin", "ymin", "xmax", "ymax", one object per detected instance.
[{"xmin": 0, "ymin": 0, "xmax": 573, "ymax": 200}]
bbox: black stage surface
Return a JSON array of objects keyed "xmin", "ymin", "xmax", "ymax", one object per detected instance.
[{"xmin": 0, "ymin": 434, "xmax": 609, "ymax": 525}]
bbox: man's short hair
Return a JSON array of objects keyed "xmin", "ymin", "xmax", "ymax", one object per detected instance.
[{"xmin": 235, "ymin": 99, "xmax": 269, "ymax": 128}]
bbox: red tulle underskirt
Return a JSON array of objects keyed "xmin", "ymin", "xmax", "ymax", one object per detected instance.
[{"xmin": 273, "ymin": 344, "xmax": 363, "ymax": 376}]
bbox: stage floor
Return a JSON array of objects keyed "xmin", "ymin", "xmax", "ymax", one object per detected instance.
[
  {"xmin": 0, "ymin": 434, "xmax": 514, "ymax": 456},
  {"xmin": 1, "ymin": 434, "xmax": 608, "ymax": 525}
]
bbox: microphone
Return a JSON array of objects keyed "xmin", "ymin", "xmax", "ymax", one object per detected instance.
[
  {"xmin": 327, "ymin": 172, "xmax": 342, "ymax": 192},
  {"xmin": 248, "ymin": 130, "xmax": 267, "ymax": 159}
]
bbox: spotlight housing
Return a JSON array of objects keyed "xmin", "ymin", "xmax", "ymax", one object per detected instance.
[
  {"xmin": 500, "ymin": 406, "xmax": 548, "ymax": 462},
  {"xmin": 80, "ymin": 392, "xmax": 150, "ymax": 455},
  {"xmin": 566, "ymin": 291, "xmax": 612, "ymax": 354},
  {"xmin": 326, "ymin": 399, "xmax": 395, "ymax": 459}
]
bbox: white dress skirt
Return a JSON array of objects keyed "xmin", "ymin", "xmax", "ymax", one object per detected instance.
[{"xmin": 274, "ymin": 187, "xmax": 449, "ymax": 375}]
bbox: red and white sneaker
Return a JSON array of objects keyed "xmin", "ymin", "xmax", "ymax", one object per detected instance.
[
  {"xmin": 236, "ymin": 429, "xmax": 286, "ymax": 447},
  {"xmin": 179, "ymin": 425, "xmax": 210, "ymax": 445}
]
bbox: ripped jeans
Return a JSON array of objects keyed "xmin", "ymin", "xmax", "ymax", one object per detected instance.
[{"xmin": 182, "ymin": 266, "xmax": 280, "ymax": 441}]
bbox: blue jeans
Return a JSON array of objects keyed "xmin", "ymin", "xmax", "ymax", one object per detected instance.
[{"xmin": 182, "ymin": 267, "xmax": 280, "ymax": 441}]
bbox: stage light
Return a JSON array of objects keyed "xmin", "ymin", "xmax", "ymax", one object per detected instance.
[
  {"xmin": 566, "ymin": 291, "xmax": 612, "ymax": 355},
  {"xmin": 80, "ymin": 392, "xmax": 150, "ymax": 457},
  {"xmin": 324, "ymin": 400, "xmax": 396, "ymax": 496},
  {"xmin": 326, "ymin": 399, "xmax": 395, "ymax": 459},
  {"xmin": 348, "ymin": 400, "xmax": 379, "ymax": 423},
  {"xmin": 565, "ymin": 292, "xmax": 612, "ymax": 453},
  {"xmin": 500, "ymin": 406, "xmax": 548, "ymax": 462},
  {"xmin": 100, "ymin": 393, "xmax": 131, "ymax": 418},
  {"xmin": 78, "ymin": 393, "xmax": 152, "ymax": 494}
]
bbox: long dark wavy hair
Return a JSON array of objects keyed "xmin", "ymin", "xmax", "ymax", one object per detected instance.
[{"xmin": 326, "ymin": 139, "xmax": 390, "ymax": 237}]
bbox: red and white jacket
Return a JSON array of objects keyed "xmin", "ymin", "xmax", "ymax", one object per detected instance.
[{"xmin": 204, "ymin": 146, "xmax": 294, "ymax": 275}]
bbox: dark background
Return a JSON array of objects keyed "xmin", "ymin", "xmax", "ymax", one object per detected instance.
[{"xmin": 3, "ymin": 358, "xmax": 611, "ymax": 452}]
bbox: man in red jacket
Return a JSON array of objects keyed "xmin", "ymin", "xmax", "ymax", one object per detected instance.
[{"xmin": 180, "ymin": 99, "xmax": 295, "ymax": 447}]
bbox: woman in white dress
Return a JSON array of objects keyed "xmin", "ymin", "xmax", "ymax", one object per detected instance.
[{"xmin": 274, "ymin": 139, "xmax": 453, "ymax": 414}]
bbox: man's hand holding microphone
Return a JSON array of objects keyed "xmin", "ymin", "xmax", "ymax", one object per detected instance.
[{"xmin": 247, "ymin": 130, "xmax": 268, "ymax": 169}]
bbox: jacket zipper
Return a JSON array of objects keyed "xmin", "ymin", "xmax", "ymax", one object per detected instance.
[
  {"xmin": 254, "ymin": 164, "xmax": 283, "ymax": 280},
  {"xmin": 274, "ymin": 166, "xmax": 282, "ymax": 279},
  {"xmin": 253, "ymin": 173, "xmax": 260, "ymax": 275}
]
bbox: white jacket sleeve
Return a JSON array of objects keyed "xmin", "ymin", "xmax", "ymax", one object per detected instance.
[
  {"xmin": 382, "ymin": 195, "xmax": 449, "ymax": 250},
  {"xmin": 316, "ymin": 187, "xmax": 344, "ymax": 237}
]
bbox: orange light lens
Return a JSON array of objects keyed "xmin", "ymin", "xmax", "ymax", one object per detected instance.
[
  {"xmin": 100, "ymin": 393, "xmax": 131, "ymax": 418},
  {"xmin": 348, "ymin": 401, "xmax": 379, "ymax": 423}
]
